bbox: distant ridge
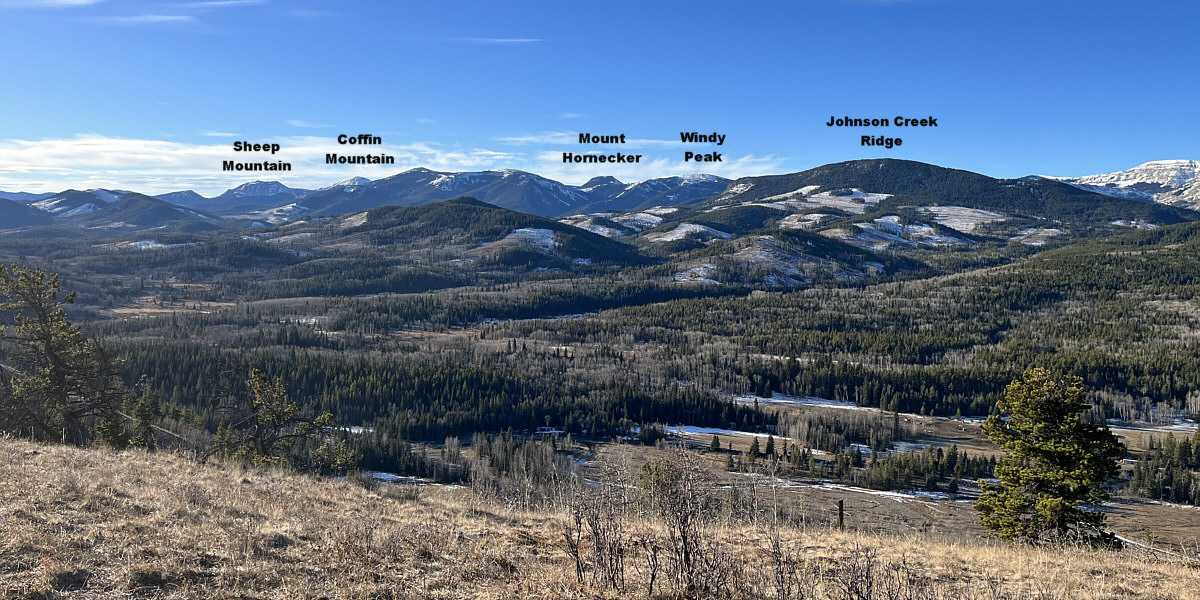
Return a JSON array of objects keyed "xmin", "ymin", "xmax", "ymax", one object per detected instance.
[{"xmin": 1051, "ymin": 160, "xmax": 1200, "ymax": 210}]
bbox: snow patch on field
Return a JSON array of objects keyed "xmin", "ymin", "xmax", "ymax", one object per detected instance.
[
  {"xmin": 243, "ymin": 202, "xmax": 309, "ymax": 225},
  {"xmin": 1111, "ymin": 219, "xmax": 1160, "ymax": 230},
  {"xmin": 642, "ymin": 206, "xmax": 679, "ymax": 216},
  {"xmin": 579, "ymin": 222, "xmax": 623, "ymax": 237},
  {"xmin": 613, "ymin": 212, "xmax": 663, "ymax": 230},
  {"xmin": 1107, "ymin": 418, "xmax": 1198, "ymax": 433},
  {"xmin": 849, "ymin": 441, "xmax": 931, "ymax": 456},
  {"xmin": 822, "ymin": 216, "xmax": 970, "ymax": 251},
  {"xmin": 725, "ymin": 182, "xmax": 754, "ymax": 196},
  {"xmin": 823, "ymin": 225, "xmax": 913, "ymax": 251},
  {"xmin": 919, "ymin": 206, "xmax": 1006, "ymax": 232},
  {"xmin": 872, "ymin": 216, "xmax": 969, "ymax": 246},
  {"xmin": 32, "ymin": 198, "xmax": 64, "ymax": 213},
  {"xmin": 504, "ymin": 227, "xmax": 558, "ymax": 251},
  {"xmin": 673, "ymin": 264, "xmax": 720, "ymax": 285},
  {"xmin": 430, "ymin": 172, "xmax": 486, "ymax": 191},
  {"xmin": 747, "ymin": 188, "xmax": 890, "ymax": 215},
  {"xmin": 119, "ymin": 240, "xmax": 199, "ymax": 251},
  {"xmin": 779, "ymin": 213, "xmax": 831, "ymax": 229},
  {"xmin": 671, "ymin": 425, "xmax": 784, "ymax": 440},
  {"xmin": 1009, "ymin": 227, "xmax": 1064, "ymax": 246},
  {"xmin": 60, "ymin": 203, "xmax": 100, "ymax": 218},
  {"xmin": 732, "ymin": 392, "xmax": 874, "ymax": 411},
  {"xmin": 267, "ymin": 232, "xmax": 316, "ymax": 245},
  {"xmin": 87, "ymin": 189, "xmax": 126, "ymax": 203},
  {"xmin": 649, "ymin": 223, "xmax": 732, "ymax": 243},
  {"xmin": 340, "ymin": 212, "xmax": 368, "ymax": 228}
]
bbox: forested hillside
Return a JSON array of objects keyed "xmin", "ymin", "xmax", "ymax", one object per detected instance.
[{"xmin": 4, "ymin": 170, "xmax": 1200, "ymax": 513}]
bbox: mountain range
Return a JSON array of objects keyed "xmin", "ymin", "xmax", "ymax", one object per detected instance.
[
  {"xmin": 2, "ymin": 160, "xmax": 1197, "ymax": 235},
  {"xmin": 0, "ymin": 188, "xmax": 222, "ymax": 233}
]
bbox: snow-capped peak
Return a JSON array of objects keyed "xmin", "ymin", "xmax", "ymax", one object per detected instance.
[
  {"xmin": 678, "ymin": 174, "xmax": 723, "ymax": 184},
  {"xmin": 1069, "ymin": 160, "xmax": 1200, "ymax": 189},
  {"xmin": 1052, "ymin": 159, "xmax": 1200, "ymax": 208},
  {"xmin": 323, "ymin": 176, "xmax": 371, "ymax": 190},
  {"xmin": 228, "ymin": 181, "xmax": 301, "ymax": 198},
  {"xmin": 84, "ymin": 189, "xmax": 131, "ymax": 203}
]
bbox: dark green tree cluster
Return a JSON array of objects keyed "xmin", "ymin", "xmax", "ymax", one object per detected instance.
[
  {"xmin": 116, "ymin": 340, "xmax": 770, "ymax": 444},
  {"xmin": 779, "ymin": 410, "xmax": 918, "ymax": 454},
  {"xmin": 1130, "ymin": 431, "xmax": 1200, "ymax": 506},
  {"xmin": 860, "ymin": 445, "xmax": 994, "ymax": 492}
]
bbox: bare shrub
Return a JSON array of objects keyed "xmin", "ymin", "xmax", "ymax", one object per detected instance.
[{"xmin": 562, "ymin": 460, "xmax": 631, "ymax": 593}]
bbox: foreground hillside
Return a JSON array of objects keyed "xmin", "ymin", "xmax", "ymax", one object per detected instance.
[{"xmin": 1, "ymin": 438, "xmax": 1194, "ymax": 599}]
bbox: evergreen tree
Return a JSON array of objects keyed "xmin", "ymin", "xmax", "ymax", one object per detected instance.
[
  {"xmin": 0, "ymin": 263, "xmax": 129, "ymax": 446},
  {"xmin": 129, "ymin": 377, "xmax": 162, "ymax": 449},
  {"xmin": 974, "ymin": 368, "xmax": 1123, "ymax": 543},
  {"xmin": 221, "ymin": 369, "xmax": 336, "ymax": 467}
]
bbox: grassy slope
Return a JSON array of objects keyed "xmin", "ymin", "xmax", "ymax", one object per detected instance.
[{"xmin": 1, "ymin": 438, "xmax": 1195, "ymax": 599}]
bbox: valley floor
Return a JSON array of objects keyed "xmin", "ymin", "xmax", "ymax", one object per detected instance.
[{"xmin": 2, "ymin": 438, "xmax": 1197, "ymax": 599}]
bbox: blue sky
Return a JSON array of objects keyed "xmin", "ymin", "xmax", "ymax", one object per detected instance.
[{"xmin": 1, "ymin": 0, "xmax": 1197, "ymax": 195}]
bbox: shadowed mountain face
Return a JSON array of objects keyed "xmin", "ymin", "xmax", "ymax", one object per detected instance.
[
  {"xmin": 0, "ymin": 197, "xmax": 53, "ymax": 228},
  {"xmin": 571, "ymin": 174, "xmax": 732, "ymax": 215}
]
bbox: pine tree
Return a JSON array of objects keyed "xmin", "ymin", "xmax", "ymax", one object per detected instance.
[
  {"xmin": 710, "ymin": 434, "xmax": 721, "ymax": 452},
  {"xmin": 129, "ymin": 379, "xmax": 161, "ymax": 450},
  {"xmin": 219, "ymin": 369, "xmax": 336, "ymax": 467},
  {"xmin": 974, "ymin": 368, "xmax": 1123, "ymax": 544},
  {"xmin": 0, "ymin": 263, "xmax": 129, "ymax": 446}
]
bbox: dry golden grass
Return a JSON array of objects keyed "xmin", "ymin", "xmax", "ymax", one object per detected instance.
[{"xmin": 1, "ymin": 437, "xmax": 1197, "ymax": 599}]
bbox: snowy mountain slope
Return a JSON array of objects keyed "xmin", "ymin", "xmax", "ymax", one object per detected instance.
[
  {"xmin": 572, "ymin": 174, "xmax": 730, "ymax": 214},
  {"xmin": 156, "ymin": 190, "xmax": 207, "ymax": 207},
  {"xmin": 184, "ymin": 181, "xmax": 314, "ymax": 215},
  {"xmin": 322, "ymin": 177, "xmax": 372, "ymax": 191},
  {"xmin": 296, "ymin": 168, "xmax": 593, "ymax": 217},
  {"xmin": 1052, "ymin": 160, "xmax": 1200, "ymax": 209},
  {"xmin": 31, "ymin": 189, "xmax": 132, "ymax": 216}
]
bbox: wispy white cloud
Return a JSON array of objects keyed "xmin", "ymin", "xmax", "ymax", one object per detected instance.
[
  {"xmin": 497, "ymin": 131, "xmax": 576, "ymax": 145},
  {"xmin": 558, "ymin": 112, "xmax": 583, "ymax": 119},
  {"xmin": 0, "ymin": 135, "xmax": 519, "ymax": 195},
  {"xmin": 531, "ymin": 151, "xmax": 783, "ymax": 186},
  {"xmin": 498, "ymin": 131, "xmax": 688, "ymax": 149},
  {"xmin": 415, "ymin": 118, "xmax": 435, "ymax": 124},
  {"xmin": 96, "ymin": 14, "xmax": 194, "ymax": 25},
  {"xmin": 0, "ymin": 135, "xmax": 783, "ymax": 195},
  {"xmin": 443, "ymin": 37, "xmax": 543, "ymax": 44},
  {"xmin": 0, "ymin": 0, "xmax": 102, "ymax": 7},
  {"xmin": 184, "ymin": 0, "xmax": 263, "ymax": 7},
  {"xmin": 201, "ymin": 131, "xmax": 240, "ymax": 138},
  {"xmin": 287, "ymin": 119, "xmax": 332, "ymax": 129}
]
